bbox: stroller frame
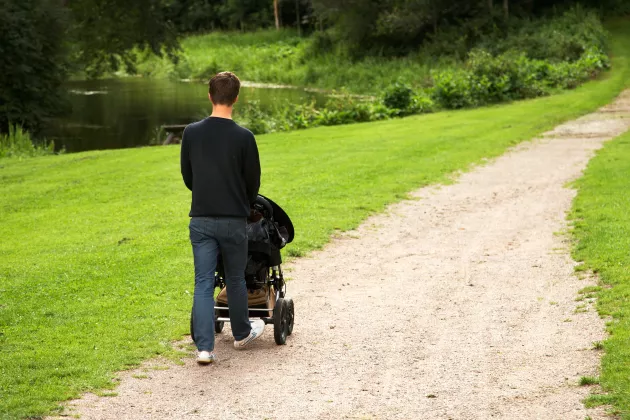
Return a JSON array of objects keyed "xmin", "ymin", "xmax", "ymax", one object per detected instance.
[
  {"xmin": 190, "ymin": 195, "xmax": 295, "ymax": 346},
  {"xmin": 213, "ymin": 262, "xmax": 294, "ymax": 345}
]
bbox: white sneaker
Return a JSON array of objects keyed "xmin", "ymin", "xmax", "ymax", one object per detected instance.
[
  {"xmin": 234, "ymin": 319, "xmax": 265, "ymax": 349},
  {"xmin": 197, "ymin": 351, "xmax": 217, "ymax": 365}
]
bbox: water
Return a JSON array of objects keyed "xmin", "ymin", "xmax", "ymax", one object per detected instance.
[{"xmin": 44, "ymin": 78, "xmax": 324, "ymax": 153}]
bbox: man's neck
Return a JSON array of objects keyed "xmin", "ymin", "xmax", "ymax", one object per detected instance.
[{"xmin": 210, "ymin": 104, "xmax": 233, "ymax": 120}]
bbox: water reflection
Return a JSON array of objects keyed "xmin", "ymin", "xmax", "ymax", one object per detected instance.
[{"xmin": 44, "ymin": 78, "xmax": 323, "ymax": 153}]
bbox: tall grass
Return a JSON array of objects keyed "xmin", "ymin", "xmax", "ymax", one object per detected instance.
[
  {"xmin": 0, "ymin": 125, "xmax": 55, "ymax": 159},
  {"xmin": 132, "ymin": 30, "xmax": 445, "ymax": 94}
]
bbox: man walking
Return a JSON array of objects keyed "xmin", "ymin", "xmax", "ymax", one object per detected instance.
[{"xmin": 181, "ymin": 71, "xmax": 264, "ymax": 364}]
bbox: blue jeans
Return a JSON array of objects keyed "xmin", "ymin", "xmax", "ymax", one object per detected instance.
[{"xmin": 189, "ymin": 217, "xmax": 252, "ymax": 351}]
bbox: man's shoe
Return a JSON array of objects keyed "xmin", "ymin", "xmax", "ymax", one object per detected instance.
[
  {"xmin": 234, "ymin": 319, "xmax": 265, "ymax": 349},
  {"xmin": 197, "ymin": 351, "xmax": 217, "ymax": 364}
]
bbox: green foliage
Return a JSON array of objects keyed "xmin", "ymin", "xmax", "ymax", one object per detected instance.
[
  {"xmin": 383, "ymin": 83, "xmax": 415, "ymax": 112},
  {"xmin": 154, "ymin": 11, "xmax": 611, "ymax": 134},
  {"xmin": 132, "ymin": 5, "xmax": 611, "ymax": 106},
  {"xmin": 311, "ymin": 1, "xmax": 617, "ymax": 58},
  {"xmin": 166, "ymin": 0, "xmax": 310, "ymax": 34},
  {"xmin": 68, "ymin": 0, "xmax": 179, "ymax": 77},
  {"xmin": 430, "ymin": 69, "xmax": 476, "ymax": 109},
  {"xmin": 236, "ymin": 94, "xmax": 398, "ymax": 135},
  {"xmin": 0, "ymin": 0, "xmax": 69, "ymax": 133},
  {"xmin": 430, "ymin": 45, "xmax": 610, "ymax": 110},
  {"xmin": 131, "ymin": 29, "xmax": 436, "ymax": 94},
  {"xmin": 479, "ymin": 6, "xmax": 609, "ymax": 62},
  {"xmin": 0, "ymin": 125, "xmax": 56, "ymax": 159},
  {"xmin": 1, "ymin": 0, "xmax": 182, "ymax": 135}
]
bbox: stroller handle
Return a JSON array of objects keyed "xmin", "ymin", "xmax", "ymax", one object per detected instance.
[{"xmin": 254, "ymin": 195, "xmax": 274, "ymax": 219}]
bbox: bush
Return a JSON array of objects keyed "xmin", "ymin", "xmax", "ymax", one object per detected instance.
[
  {"xmin": 430, "ymin": 45, "xmax": 610, "ymax": 110},
  {"xmin": 480, "ymin": 6, "xmax": 609, "ymax": 62},
  {"xmin": 430, "ymin": 69, "xmax": 476, "ymax": 109},
  {"xmin": 238, "ymin": 100, "xmax": 274, "ymax": 134},
  {"xmin": 0, "ymin": 125, "xmax": 56, "ymax": 159},
  {"xmin": 235, "ymin": 90, "xmax": 423, "ymax": 135},
  {"xmin": 383, "ymin": 83, "xmax": 415, "ymax": 111}
]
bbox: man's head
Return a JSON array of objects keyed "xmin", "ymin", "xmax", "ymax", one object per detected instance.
[{"xmin": 208, "ymin": 72, "xmax": 240, "ymax": 106}]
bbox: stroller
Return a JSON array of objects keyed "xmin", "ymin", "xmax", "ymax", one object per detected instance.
[{"xmin": 190, "ymin": 195, "xmax": 295, "ymax": 345}]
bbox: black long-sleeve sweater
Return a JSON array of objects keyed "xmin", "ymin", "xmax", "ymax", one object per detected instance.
[{"xmin": 180, "ymin": 117, "xmax": 261, "ymax": 218}]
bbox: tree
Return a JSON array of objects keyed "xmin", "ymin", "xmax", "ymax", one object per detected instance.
[
  {"xmin": 274, "ymin": 0, "xmax": 280, "ymax": 28},
  {"xmin": 295, "ymin": 0, "xmax": 301, "ymax": 35},
  {"xmin": 0, "ymin": 0, "xmax": 69, "ymax": 133},
  {"xmin": 0, "ymin": 0, "xmax": 180, "ymax": 134},
  {"xmin": 67, "ymin": 0, "xmax": 178, "ymax": 76}
]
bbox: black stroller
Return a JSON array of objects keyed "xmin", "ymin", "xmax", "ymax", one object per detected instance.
[{"xmin": 190, "ymin": 195, "xmax": 295, "ymax": 345}]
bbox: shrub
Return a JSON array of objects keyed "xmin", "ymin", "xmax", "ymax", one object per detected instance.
[
  {"xmin": 0, "ymin": 125, "xmax": 56, "ymax": 159},
  {"xmin": 238, "ymin": 100, "xmax": 273, "ymax": 134},
  {"xmin": 478, "ymin": 6, "xmax": 609, "ymax": 62},
  {"xmin": 383, "ymin": 83, "xmax": 414, "ymax": 112},
  {"xmin": 430, "ymin": 69, "xmax": 475, "ymax": 109},
  {"xmin": 430, "ymin": 44, "xmax": 610, "ymax": 110}
]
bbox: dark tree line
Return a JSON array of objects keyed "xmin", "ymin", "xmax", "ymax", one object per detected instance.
[
  {"xmin": 308, "ymin": 0, "xmax": 628, "ymax": 53},
  {"xmin": 167, "ymin": 0, "xmax": 315, "ymax": 33}
]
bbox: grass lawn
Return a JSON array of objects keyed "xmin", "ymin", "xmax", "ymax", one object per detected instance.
[
  {"xmin": 571, "ymin": 130, "xmax": 630, "ymax": 419},
  {"xmin": 1, "ymin": 19, "xmax": 629, "ymax": 420}
]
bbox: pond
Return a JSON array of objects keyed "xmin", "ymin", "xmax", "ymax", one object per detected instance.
[{"xmin": 43, "ymin": 78, "xmax": 325, "ymax": 153}]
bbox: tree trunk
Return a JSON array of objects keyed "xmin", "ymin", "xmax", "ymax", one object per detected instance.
[
  {"xmin": 274, "ymin": 0, "xmax": 280, "ymax": 30},
  {"xmin": 487, "ymin": 0, "xmax": 493, "ymax": 11},
  {"xmin": 503, "ymin": 0, "xmax": 509, "ymax": 20},
  {"xmin": 295, "ymin": 0, "xmax": 301, "ymax": 36},
  {"xmin": 431, "ymin": 0, "xmax": 438, "ymax": 34}
]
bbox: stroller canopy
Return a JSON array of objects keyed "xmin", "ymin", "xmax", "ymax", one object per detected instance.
[{"xmin": 258, "ymin": 194, "xmax": 294, "ymax": 244}]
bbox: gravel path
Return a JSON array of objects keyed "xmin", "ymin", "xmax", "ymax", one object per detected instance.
[{"xmin": 59, "ymin": 92, "xmax": 630, "ymax": 419}]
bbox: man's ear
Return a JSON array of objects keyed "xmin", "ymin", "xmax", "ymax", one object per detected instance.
[
  {"xmin": 233, "ymin": 96, "xmax": 239, "ymax": 105},
  {"xmin": 208, "ymin": 93, "xmax": 214, "ymax": 104}
]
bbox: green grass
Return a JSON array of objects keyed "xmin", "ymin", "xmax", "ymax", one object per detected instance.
[
  {"xmin": 570, "ymin": 129, "xmax": 630, "ymax": 418},
  {"xmin": 580, "ymin": 376, "xmax": 600, "ymax": 386},
  {"xmin": 1, "ymin": 18, "xmax": 629, "ymax": 420},
  {"xmin": 132, "ymin": 29, "xmax": 445, "ymax": 94}
]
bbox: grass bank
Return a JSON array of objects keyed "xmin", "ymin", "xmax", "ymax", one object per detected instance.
[
  {"xmin": 570, "ymin": 132, "xmax": 630, "ymax": 418},
  {"xmin": 133, "ymin": 29, "xmax": 440, "ymax": 94},
  {"xmin": 1, "ymin": 19, "xmax": 629, "ymax": 420}
]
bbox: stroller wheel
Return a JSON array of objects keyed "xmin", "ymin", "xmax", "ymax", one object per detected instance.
[
  {"xmin": 286, "ymin": 298, "xmax": 294, "ymax": 335},
  {"xmin": 215, "ymin": 309, "xmax": 224, "ymax": 334},
  {"xmin": 274, "ymin": 298, "xmax": 288, "ymax": 345}
]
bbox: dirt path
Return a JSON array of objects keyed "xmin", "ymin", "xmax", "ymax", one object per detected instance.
[{"xmin": 60, "ymin": 92, "xmax": 630, "ymax": 420}]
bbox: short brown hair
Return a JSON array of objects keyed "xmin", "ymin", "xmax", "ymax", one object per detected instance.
[{"xmin": 208, "ymin": 72, "xmax": 241, "ymax": 105}]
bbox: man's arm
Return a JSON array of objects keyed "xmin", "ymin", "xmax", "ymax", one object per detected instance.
[
  {"xmin": 180, "ymin": 128, "xmax": 193, "ymax": 191},
  {"xmin": 244, "ymin": 134, "xmax": 261, "ymax": 204}
]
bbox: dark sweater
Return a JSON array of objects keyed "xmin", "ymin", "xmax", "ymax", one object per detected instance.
[{"xmin": 180, "ymin": 117, "xmax": 261, "ymax": 218}]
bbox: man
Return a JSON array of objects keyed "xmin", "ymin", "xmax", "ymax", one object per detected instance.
[{"xmin": 181, "ymin": 71, "xmax": 264, "ymax": 365}]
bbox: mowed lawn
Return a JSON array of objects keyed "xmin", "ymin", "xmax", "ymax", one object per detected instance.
[
  {"xmin": 571, "ymin": 129, "xmax": 630, "ymax": 419},
  {"xmin": 1, "ymin": 19, "xmax": 630, "ymax": 420}
]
